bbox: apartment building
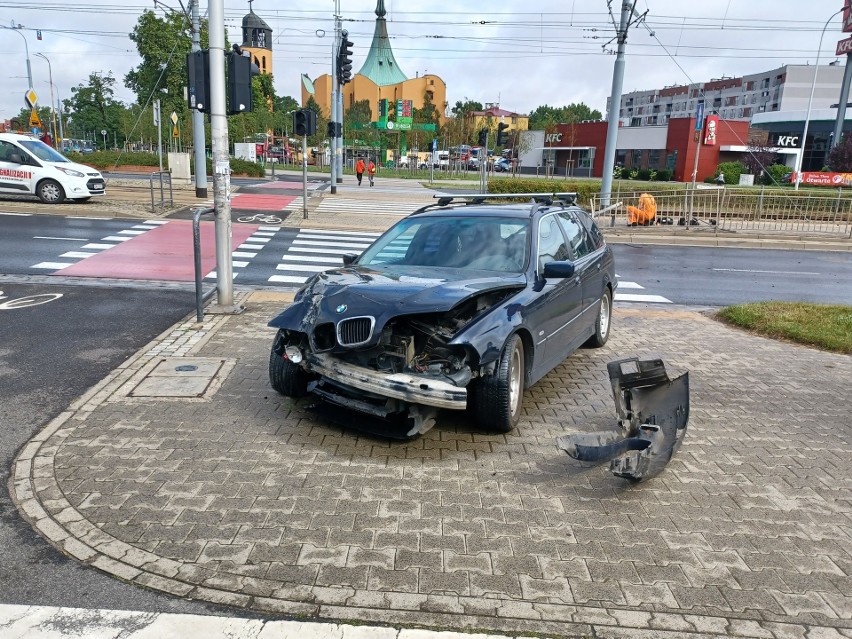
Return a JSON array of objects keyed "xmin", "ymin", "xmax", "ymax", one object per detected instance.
[{"xmin": 609, "ymin": 64, "xmax": 846, "ymax": 126}]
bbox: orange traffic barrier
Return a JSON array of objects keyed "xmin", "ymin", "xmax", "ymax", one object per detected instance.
[{"xmin": 626, "ymin": 193, "xmax": 657, "ymax": 225}]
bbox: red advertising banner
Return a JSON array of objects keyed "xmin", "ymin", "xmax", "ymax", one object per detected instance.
[
  {"xmin": 844, "ymin": 1, "xmax": 852, "ymax": 33},
  {"xmin": 796, "ymin": 171, "xmax": 852, "ymax": 186},
  {"xmin": 838, "ymin": 35, "xmax": 852, "ymax": 55},
  {"xmin": 703, "ymin": 115, "xmax": 719, "ymax": 146}
]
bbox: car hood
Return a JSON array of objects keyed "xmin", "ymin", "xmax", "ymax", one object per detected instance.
[
  {"xmin": 268, "ymin": 264, "xmax": 526, "ymax": 331},
  {"xmin": 45, "ymin": 161, "xmax": 101, "ymax": 176}
]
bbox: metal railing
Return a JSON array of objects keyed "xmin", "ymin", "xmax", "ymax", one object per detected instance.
[
  {"xmin": 149, "ymin": 170, "xmax": 174, "ymax": 212},
  {"xmin": 192, "ymin": 207, "xmax": 217, "ymax": 323},
  {"xmin": 590, "ymin": 186, "xmax": 852, "ymax": 238}
]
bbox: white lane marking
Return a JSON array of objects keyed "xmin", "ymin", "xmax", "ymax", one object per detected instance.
[
  {"xmin": 205, "ymin": 271, "xmax": 239, "ymax": 279},
  {"xmin": 712, "ymin": 268, "xmax": 821, "ymax": 275},
  {"xmin": 239, "ymin": 244, "xmax": 266, "ymax": 251},
  {"xmin": 258, "ymin": 225, "xmax": 280, "ymax": 231},
  {"xmin": 276, "ymin": 264, "xmax": 333, "ymax": 273},
  {"xmin": 33, "ymin": 236, "xmax": 89, "ymax": 241},
  {"xmin": 286, "ymin": 246, "xmax": 363, "ymax": 255},
  {"xmin": 101, "ymin": 235, "xmax": 132, "ymax": 242},
  {"xmin": 232, "ymin": 251, "xmax": 257, "ymax": 258},
  {"xmin": 59, "ymin": 252, "xmax": 98, "ymax": 259},
  {"xmin": 616, "ymin": 281, "xmax": 644, "ymax": 289},
  {"xmin": 232, "ymin": 260, "xmax": 249, "ymax": 268},
  {"xmin": 615, "ymin": 293, "xmax": 672, "ymax": 303},
  {"xmin": 293, "ymin": 239, "xmax": 372, "ymax": 249},
  {"xmin": 253, "ymin": 231, "xmax": 277, "ymax": 237},
  {"xmin": 144, "ymin": 219, "xmax": 169, "ymax": 224},
  {"xmin": 131, "ymin": 224, "xmax": 159, "ymax": 229},
  {"xmin": 269, "ymin": 274, "xmax": 308, "ymax": 283},
  {"xmin": 300, "ymin": 228, "xmax": 381, "ymax": 237},
  {"xmin": 118, "ymin": 230, "xmax": 147, "ymax": 235},
  {"xmin": 81, "ymin": 243, "xmax": 115, "ymax": 250},
  {"xmin": 0, "ymin": 211, "xmax": 31, "ymax": 216},
  {"xmin": 246, "ymin": 236, "xmax": 271, "ymax": 243},
  {"xmin": 281, "ymin": 255, "xmax": 343, "ymax": 264},
  {"xmin": 31, "ymin": 262, "xmax": 74, "ymax": 270},
  {"xmin": 66, "ymin": 216, "xmax": 104, "ymax": 220}
]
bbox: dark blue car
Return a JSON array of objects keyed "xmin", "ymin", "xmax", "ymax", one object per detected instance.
[{"xmin": 268, "ymin": 195, "xmax": 616, "ymax": 436}]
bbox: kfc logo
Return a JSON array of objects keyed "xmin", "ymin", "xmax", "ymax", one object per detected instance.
[{"xmin": 545, "ymin": 133, "xmax": 563, "ymax": 143}]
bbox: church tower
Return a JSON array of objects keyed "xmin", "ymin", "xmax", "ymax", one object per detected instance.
[{"xmin": 241, "ymin": 0, "xmax": 273, "ymax": 76}]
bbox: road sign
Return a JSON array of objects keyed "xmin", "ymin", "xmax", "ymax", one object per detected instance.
[
  {"xmin": 25, "ymin": 89, "xmax": 38, "ymax": 108},
  {"xmin": 28, "ymin": 108, "xmax": 42, "ymax": 128},
  {"xmin": 694, "ymin": 103, "xmax": 705, "ymax": 131},
  {"xmin": 170, "ymin": 111, "xmax": 178, "ymax": 126},
  {"xmin": 172, "ymin": 125, "xmax": 179, "ymax": 138}
]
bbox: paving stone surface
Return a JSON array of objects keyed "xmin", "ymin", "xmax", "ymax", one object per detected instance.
[{"xmin": 10, "ymin": 298, "xmax": 852, "ymax": 639}]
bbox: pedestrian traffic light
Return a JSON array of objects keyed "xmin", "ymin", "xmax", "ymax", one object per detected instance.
[
  {"xmin": 337, "ymin": 30, "xmax": 354, "ymax": 85},
  {"xmin": 186, "ymin": 50, "xmax": 210, "ymax": 113},
  {"xmin": 294, "ymin": 109, "xmax": 317, "ymax": 136},
  {"xmin": 477, "ymin": 128, "xmax": 488, "ymax": 147},
  {"xmin": 496, "ymin": 122, "xmax": 510, "ymax": 146},
  {"xmin": 227, "ymin": 45, "xmax": 260, "ymax": 115},
  {"xmin": 326, "ymin": 121, "xmax": 341, "ymax": 138}
]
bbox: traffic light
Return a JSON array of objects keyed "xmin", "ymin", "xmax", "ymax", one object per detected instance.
[
  {"xmin": 337, "ymin": 30, "xmax": 354, "ymax": 85},
  {"xmin": 186, "ymin": 50, "xmax": 210, "ymax": 113},
  {"xmin": 477, "ymin": 128, "xmax": 488, "ymax": 147},
  {"xmin": 326, "ymin": 121, "xmax": 341, "ymax": 138},
  {"xmin": 294, "ymin": 109, "xmax": 317, "ymax": 136},
  {"xmin": 496, "ymin": 122, "xmax": 510, "ymax": 146},
  {"xmin": 227, "ymin": 45, "xmax": 260, "ymax": 115}
]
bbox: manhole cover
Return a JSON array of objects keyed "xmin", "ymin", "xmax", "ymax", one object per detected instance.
[{"xmin": 175, "ymin": 365, "xmax": 198, "ymax": 372}]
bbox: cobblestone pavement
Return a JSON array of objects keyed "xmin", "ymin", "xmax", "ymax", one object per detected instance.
[{"xmin": 10, "ymin": 296, "xmax": 851, "ymax": 638}]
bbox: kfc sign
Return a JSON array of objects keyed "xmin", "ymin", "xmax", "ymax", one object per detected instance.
[
  {"xmin": 703, "ymin": 115, "xmax": 719, "ymax": 146},
  {"xmin": 774, "ymin": 135, "xmax": 800, "ymax": 148},
  {"xmin": 837, "ymin": 35, "xmax": 852, "ymax": 55},
  {"xmin": 545, "ymin": 132, "xmax": 563, "ymax": 144},
  {"xmin": 844, "ymin": 0, "xmax": 852, "ymax": 33}
]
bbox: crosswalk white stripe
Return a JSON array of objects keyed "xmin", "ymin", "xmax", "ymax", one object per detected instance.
[
  {"xmin": 101, "ymin": 235, "xmax": 132, "ymax": 242},
  {"xmin": 31, "ymin": 262, "xmax": 73, "ymax": 270},
  {"xmin": 239, "ymin": 244, "xmax": 266, "ymax": 250},
  {"xmin": 232, "ymin": 260, "xmax": 249, "ymax": 268},
  {"xmin": 296, "ymin": 233, "xmax": 376, "ymax": 242},
  {"xmin": 246, "ymin": 236, "xmax": 270, "ymax": 243},
  {"xmin": 276, "ymin": 264, "xmax": 332, "ymax": 273},
  {"xmin": 59, "ymin": 252, "xmax": 97, "ymax": 259},
  {"xmin": 281, "ymin": 255, "xmax": 343, "ymax": 264},
  {"xmin": 80, "ymin": 243, "xmax": 114, "ymax": 250},
  {"xmin": 298, "ymin": 228, "xmax": 382, "ymax": 237},
  {"xmin": 615, "ymin": 293, "xmax": 671, "ymax": 303},
  {"xmin": 232, "ymin": 251, "xmax": 257, "ymax": 258},
  {"xmin": 258, "ymin": 226, "xmax": 280, "ymax": 231},
  {"xmin": 269, "ymin": 274, "xmax": 308, "ymax": 283},
  {"xmin": 143, "ymin": 220, "xmax": 169, "ymax": 224},
  {"xmin": 617, "ymin": 281, "xmax": 644, "ymax": 289},
  {"xmin": 293, "ymin": 239, "xmax": 371, "ymax": 249},
  {"xmin": 118, "ymin": 230, "xmax": 147, "ymax": 235},
  {"xmin": 287, "ymin": 246, "xmax": 363, "ymax": 255},
  {"xmin": 253, "ymin": 231, "xmax": 277, "ymax": 237}
]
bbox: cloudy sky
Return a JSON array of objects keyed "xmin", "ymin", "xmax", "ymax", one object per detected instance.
[{"xmin": 0, "ymin": 0, "xmax": 848, "ymax": 120}]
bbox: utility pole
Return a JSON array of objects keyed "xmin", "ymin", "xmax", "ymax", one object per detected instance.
[
  {"xmin": 330, "ymin": 0, "xmax": 340, "ymax": 194},
  {"xmin": 154, "ymin": 99, "xmax": 163, "ymax": 171},
  {"xmin": 208, "ymin": 0, "xmax": 238, "ymax": 311},
  {"xmin": 600, "ymin": 1, "xmax": 639, "ymax": 206},
  {"xmin": 190, "ymin": 0, "xmax": 208, "ymax": 198},
  {"xmin": 832, "ymin": 52, "xmax": 852, "ymax": 151}
]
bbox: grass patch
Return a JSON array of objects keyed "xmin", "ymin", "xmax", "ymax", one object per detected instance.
[{"xmin": 717, "ymin": 302, "xmax": 852, "ymax": 354}]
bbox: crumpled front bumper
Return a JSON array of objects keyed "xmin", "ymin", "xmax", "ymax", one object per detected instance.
[{"xmin": 305, "ymin": 352, "xmax": 468, "ymax": 410}]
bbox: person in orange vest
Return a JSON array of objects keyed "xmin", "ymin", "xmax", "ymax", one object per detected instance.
[
  {"xmin": 368, "ymin": 158, "xmax": 376, "ymax": 186},
  {"xmin": 355, "ymin": 157, "xmax": 365, "ymax": 185}
]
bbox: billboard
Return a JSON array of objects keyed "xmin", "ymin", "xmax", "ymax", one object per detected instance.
[
  {"xmin": 703, "ymin": 115, "xmax": 719, "ymax": 146},
  {"xmin": 845, "ymin": 1, "xmax": 852, "ymax": 33}
]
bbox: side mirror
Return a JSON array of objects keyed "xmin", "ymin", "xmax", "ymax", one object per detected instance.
[
  {"xmin": 342, "ymin": 253, "xmax": 358, "ymax": 266},
  {"xmin": 542, "ymin": 261, "xmax": 575, "ymax": 279}
]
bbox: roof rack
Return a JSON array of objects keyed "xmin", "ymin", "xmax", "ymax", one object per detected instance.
[{"xmin": 415, "ymin": 192, "xmax": 578, "ymax": 214}]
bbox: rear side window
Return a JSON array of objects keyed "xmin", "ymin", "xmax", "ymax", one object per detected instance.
[
  {"xmin": 558, "ymin": 212, "xmax": 595, "ymax": 259},
  {"xmin": 537, "ymin": 214, "xmax": 571, "ymax": 272},
  {"xmin": 576, "ymin": 210, "xmax": 605, "ymax": 250}
]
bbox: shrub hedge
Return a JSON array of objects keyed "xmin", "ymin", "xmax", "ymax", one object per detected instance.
[{"xmin": 63, "ymin": 151, "xmax": 265, "ymax": 177}]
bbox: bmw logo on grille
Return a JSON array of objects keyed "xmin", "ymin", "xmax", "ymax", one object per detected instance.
[{"xmin": 335, "ymin": 304, "xmax": 348, "ymax": 314}]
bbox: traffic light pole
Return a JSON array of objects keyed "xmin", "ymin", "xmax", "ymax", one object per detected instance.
[
  {"xmin": 208, "ymin": 0, "xmax": 238, "ymax": 312},
  {"xmin": 329, "ymin": 9, "xmax": 339, "ymax": 195},
  {"xmin": 190, "ymin": 0, "xmax": 208, "ymax": 199}
]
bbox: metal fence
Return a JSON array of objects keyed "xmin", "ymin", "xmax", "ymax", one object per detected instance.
[{"xmin": 589, "ymin": 186, "xmax": 852, "ymax": 238}]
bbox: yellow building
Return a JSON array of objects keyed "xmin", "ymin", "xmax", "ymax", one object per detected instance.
[
  {"xmin": 465, "ymin": 105, "xmax": 530, "ymax": 136},
  {"xmin": 241, "ymin": 1, "xmax": 273, "ymax": 77},
  {"xmin": 301, "ymin": 0, "xmax": 447, "ymax": 124}
]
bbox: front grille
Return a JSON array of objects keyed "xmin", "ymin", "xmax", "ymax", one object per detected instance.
[
  {"xmin": 86, "ymin": 178, "xmax": 105, "ymax": 192},
  {"xmin": 337, "ymin": 316, "xmax": 375, "ymax": 346}
]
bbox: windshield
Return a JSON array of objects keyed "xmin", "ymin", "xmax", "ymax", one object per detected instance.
[
  {"xmin": 358, "ymin": 215, "xmax": 529, "ymax": 273},
  {"xmin": 18, "ymin": 140, "xmax": 70, "ymax": 164}
]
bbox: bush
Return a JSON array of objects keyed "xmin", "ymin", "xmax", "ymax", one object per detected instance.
[
  {"xmin": 654, "ymin": 168, "xmax": 672, "ymax": 181},
  {"xmin": 635, "ymin": 168, "xmax": 652, "ymax": 181},
  {"xmin": 487, "ymin": 178, "xmax": 600, "ymax": 207},
  {"xmin": 761, "ymin": 164, "xmax": 789, "ymax": 186},
  {"xmin": 715, "ymin": 161, "xmax": 747, "ymax": 184},
  {"xmin": 205, "ymin": 157, "xmax": 265, "ymax": 177},
  {"xmin": 66, "ymin": 151, "xmax": 161, "ymax": 170}
]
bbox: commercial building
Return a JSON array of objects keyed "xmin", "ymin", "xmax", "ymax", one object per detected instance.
[{"xmin": 611, "ymin": 64, "xmax": 845, "ymax": 126}]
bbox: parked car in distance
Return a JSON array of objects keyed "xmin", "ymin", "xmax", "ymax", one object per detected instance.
[
  {"xmin": 494, "ymin": 158, "xmax": 511, "ymax": 172},
  {"xmin": 0, "ymin": 132, "xmax": 105, "ymax": 203},
  {"xmin": 268, "ymin": 194, "xmax": 616, "ymax": 437}
]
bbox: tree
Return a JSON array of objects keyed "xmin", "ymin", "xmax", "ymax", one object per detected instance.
[
  {"xmin": 742, "ymin": 142, "xmax": 779, "ymax": 177},
  {"xmin": 528, "ymin": 103, "xmax": 602, "ymax": 130},
  {"xmin": 827, "ymin": 134, "xmax": 852, "ymax": 172},
  {"xmin": 64, "ymin": 72, "xmax": 125, "ymax": 147},
  {"xmin": 451, "ymin": 99, "xmax": 483, "ymax": 117}
]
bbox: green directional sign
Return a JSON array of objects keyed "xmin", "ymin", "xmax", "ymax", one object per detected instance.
[{"xmin": 352, "ymin": 122, "xmax": 436, "ymax": 132}]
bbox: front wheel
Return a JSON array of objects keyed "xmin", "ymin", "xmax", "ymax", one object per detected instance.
[
  {"xmin": 586, "ymin": 288, "xmax": 612, "ymax": 348},
  {"xmin": 470, "ymin": 334, "xmax": 525, "ymax": 432},
  {"xmin": 268, "ymin": 336, "xmax": 311, "ymax": 397},
  {"xmin": 37, "ymin": 179, "xmax": 66, "ymax": 204}
]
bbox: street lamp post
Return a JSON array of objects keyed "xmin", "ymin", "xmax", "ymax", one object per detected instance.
[
  {"xmin": 1, "ymin": 23, "xmax": 33, "ymax": 90},
  {"xmin": 794, "ymin": 8, "xmax": 844, "ymax": 190},
  {"xmin": 35, "ymin": 53, "xmax": 58, "ymax": 144}
]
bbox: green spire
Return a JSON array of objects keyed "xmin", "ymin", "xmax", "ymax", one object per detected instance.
[{"xmin": 357, "ymin": 0, "xmax": 407, "ymax": 86}]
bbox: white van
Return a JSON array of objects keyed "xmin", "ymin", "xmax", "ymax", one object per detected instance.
[{"xmin": 0, "ymin": 133, "xmax": 105, "ymax": 204}]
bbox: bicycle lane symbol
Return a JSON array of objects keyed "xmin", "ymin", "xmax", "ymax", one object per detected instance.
[
  {"xmin": 0, "ymin": 290, "xmax": 64, "ymax": 310},
  {"xmin": 236, "ymin": 213, "xmax": 283, "ymax": 225}
]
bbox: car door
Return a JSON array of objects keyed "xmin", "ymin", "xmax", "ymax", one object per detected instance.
[
  {"xmin": 525, "ymin": 213, "xmax": 583, "ymax": 379},
  {"xmin": 0, "ymin": 140, "xmax": 36, "ymax": 196},
  {"xmin": 558, "ymin": 210, "xmax": 603, "ymax": 332}
]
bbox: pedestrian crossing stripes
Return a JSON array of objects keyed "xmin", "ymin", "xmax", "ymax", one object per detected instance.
[
  {"xmin": 30, "ymin": 220, "xmax": 167, "ymax": 271},
  {"xmin": 314, "ymin": 198, "xmax": 428, "ymax": 216},
  {"xmin": 206, "ymin": 225, "xmax": 281, "ymax": 282}
]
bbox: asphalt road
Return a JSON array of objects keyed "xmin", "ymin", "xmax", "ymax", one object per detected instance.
[{"xmin": 0, "ymin": 282, "xmax": 255, "ymax": 617}]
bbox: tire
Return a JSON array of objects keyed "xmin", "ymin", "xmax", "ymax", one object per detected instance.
[
  {"xmin": 268, "ymin": 343, "xmax": 310, "ymax": 397},
  {"xmin": 470, "ymin": 333, "xmax": 525, "ymax": 432},
  {"xmin": 37, "ymin": 179, "xmax": 66, "ymax": 204},
  {"xmin": 586, "ymin": 287, "xmax": 612, "ymax": 348}
]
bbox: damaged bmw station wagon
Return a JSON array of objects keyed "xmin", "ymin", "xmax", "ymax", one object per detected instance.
[{"xmin": 268, "ymin": 194, "xmax": 616, "ymax": 437}]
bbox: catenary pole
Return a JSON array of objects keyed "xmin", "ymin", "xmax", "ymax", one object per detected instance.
[
  {"xmin": 190, "ymin": 0, "xmax": 208, "ymax": 198},
  {"xmin": 599, "ymin": 2, "xmax": 634, "ymax": 206},
  {"xmin": 831, "ymin": 52, "xmax": 852, "ymax": 151},
  {"xmin": 330, "ymin": 0, "xmax": 340, "ymax": 194},
  {"xmin": 209, "ymin": 0, "xmax": 236, "ymax": 309}
]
